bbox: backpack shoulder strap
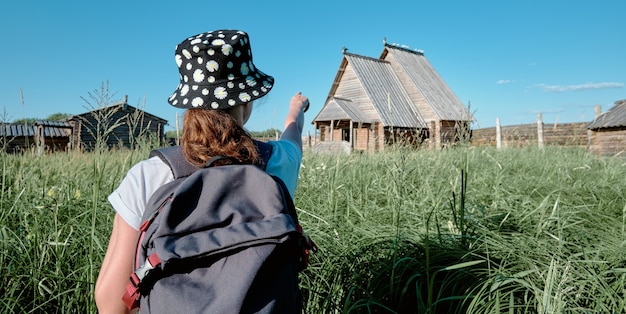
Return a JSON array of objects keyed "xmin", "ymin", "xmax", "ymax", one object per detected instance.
[
  {"xmin": 149, "ymin": 146, "xmax": 199, "ymax": 179},
  {"xmin": 253, "ymin": 140, "xmax": 273, "ymax": 171},
  {"xmin": 150, "ymin": 140, "xmax": 274, "ymax": 179}
]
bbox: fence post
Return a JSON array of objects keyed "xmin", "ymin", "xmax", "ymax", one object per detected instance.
[
  {"xmin": 36, "ymin": 124, "xmax": 44, "ymax": 156},
  {"xmin": 537, "ymin": 113, "xmax": 544, "ymax": 149},
  {"xmin": 495, "ymin": 118, "xmax": 501, "ymax": 149}
]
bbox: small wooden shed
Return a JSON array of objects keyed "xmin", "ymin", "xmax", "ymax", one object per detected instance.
[
  {"xmin": 68, "ymin": 96, "xmax": 168, "ymax": 150},
  {"xmin": 587, "ymin": 99, "xmax": 626, "ymax": 157},
  {"xmin": 1, "ymin": 120, "xmax": 72, "ymax": 154},
  {"xmin": 312, "ymin": 42, "xmax": 472, "ymax": 153}
]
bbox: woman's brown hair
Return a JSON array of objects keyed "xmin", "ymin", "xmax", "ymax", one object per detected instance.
[{"xmin": 182, "ymin": 108, "xmax": 260, "ymax": 167}]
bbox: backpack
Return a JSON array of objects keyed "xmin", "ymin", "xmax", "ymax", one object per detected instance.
[{"xmin": 122, "ymin": 141, "xmax": 316, "ymax": 313}]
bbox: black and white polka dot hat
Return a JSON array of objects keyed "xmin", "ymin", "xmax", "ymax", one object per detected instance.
[{"xmin": 167, "ymin": 30, "xmax": 274, "ymax": 110}]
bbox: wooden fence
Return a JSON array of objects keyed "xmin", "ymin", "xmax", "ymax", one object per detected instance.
[{"xmin": 471, "ymin": 114, "xmax": 589, "ymax": 149}]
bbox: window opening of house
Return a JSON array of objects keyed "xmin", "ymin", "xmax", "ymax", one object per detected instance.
[{"xmin": 342, "ymin": 128, "xmax": 350, "ymax": 141}]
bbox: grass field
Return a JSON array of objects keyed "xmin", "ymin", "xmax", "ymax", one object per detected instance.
[{"xmin": 1, "ymin": 145, "xmax": 625, "ymax": 313}]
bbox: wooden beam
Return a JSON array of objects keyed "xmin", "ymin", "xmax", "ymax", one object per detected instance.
[
  {"xmin": 349, "ymin": 121, "xmax": 354, "ymax": 148},
  {"xmin": 496, "ymin": 118, "xmax": 501, "ymax": 149}
]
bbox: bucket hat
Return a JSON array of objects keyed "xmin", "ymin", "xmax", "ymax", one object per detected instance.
[{"xmin": 167, "ymin": 30, "xmax": 274, "ymax": 110}]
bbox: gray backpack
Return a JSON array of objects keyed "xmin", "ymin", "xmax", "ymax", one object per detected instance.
[{"xmin": 122, "ymin": 142, "xmax": 315, "ymax": 313}]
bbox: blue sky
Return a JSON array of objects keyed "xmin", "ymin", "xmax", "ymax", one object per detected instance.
[{"xmin": 1, "ymin": 0, "xmax": 624, "ymax": 135}]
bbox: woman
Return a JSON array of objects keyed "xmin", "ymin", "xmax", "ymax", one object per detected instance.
[{"xmin": 95, "ymin": 29, "xmax": 309, "ymax": 314}]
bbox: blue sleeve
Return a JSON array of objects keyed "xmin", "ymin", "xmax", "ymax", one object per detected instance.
[{"xmin": 265, "ymin": 140, "xmax": 302, "ymax": 199}]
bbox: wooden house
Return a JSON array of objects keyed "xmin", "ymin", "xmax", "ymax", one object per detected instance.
[
  {"xmin": 312, "ymin": 42, "xmax": 472, "ymax": 153},
  {"xmin": 68, "ymin": 96, "xmax": 168, "ymax": 150},
  {"xmin": 587, "ymin": 99, "xmax": 626, "ymax": 157},
  {"xmin": 1, "ymin": 120, "xmax": 72, "ymax": 154}
]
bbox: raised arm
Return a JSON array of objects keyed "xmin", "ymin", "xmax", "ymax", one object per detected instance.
[{"xmin": 280, "ymin": 92, "xmax": 309, "ymax": 152}]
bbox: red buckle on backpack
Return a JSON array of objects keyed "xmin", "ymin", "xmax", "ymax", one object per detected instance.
[
  {"xmin": 296, "ymin": 225, "xmax": 317, "ymax": 271},
  {"xmin": 122, "ymin": 253, "xmax": 162, "ymax": 310},
  {"xmin": 122, "ymin": 277, "xmax": 141, "ymax": 310}
]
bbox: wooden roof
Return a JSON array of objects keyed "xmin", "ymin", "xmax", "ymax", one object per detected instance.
[
  {"xmin": 381, "ymin": 44, "xmax": 471, "ymax": 121},
  {"xmin": 313, "ymin": 53, "xmax": 426, "ymax": 128},
  {"xmin": 315, "ymin": 97, "xmax": 371, "ymax": 123},
  {"xmin": 70, "ymin": 98, "xmax": 168, "ymax": 124},
  {"xmin": 587, "ymin": 99, "xmax": 626, "ymax": 129},
  {"xmin": 314, "ymin": 41, "xmax": 470, "ymax": 128},
  {"xmin": 348, "ymin": 53, "xmax": 426, "ymax": 127},
  {"xmin": 0, "ymin": 120, "xmax": 71, "ymax": 137}
]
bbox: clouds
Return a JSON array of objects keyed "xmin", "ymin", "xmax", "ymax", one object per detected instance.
[
  {"xmin": 537, "ymin": 82, "xmax": 624, "ymax": 92},
  {"xmin": 497, "ymin": 80, "xmax": 624, "ymax": 92},
  {"xmin": 496, "ymin": 79, "xmax": 515, "ymax": 84}
]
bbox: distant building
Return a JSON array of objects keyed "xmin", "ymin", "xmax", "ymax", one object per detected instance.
[
  {"xmin": 587, "ymin": 99, "xmax": 626, "ymax": 157},
  {"xmin": 1, "ymin": 120, "xmax": 72, "ymax": 153},
  {"xmin": 312, "ymin": 41, "xmax": 472, "ymax": 153},
  {"xmin": 68, "ymin": 95, "xmax": 168, "ymax": 150},
  {"xmin": 1, "ymin": 95, "xmax": 168, "ymax": 153}
]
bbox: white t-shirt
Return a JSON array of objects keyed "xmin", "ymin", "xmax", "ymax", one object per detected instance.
[{"xmin": 108, "ymin": 140, "xmax": 302, "ymax": 230}]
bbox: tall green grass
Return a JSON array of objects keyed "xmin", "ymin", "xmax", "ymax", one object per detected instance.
[
  {"xmin": 1, "ymin": 146, "xmax": 624, "ymax": 313},
  {"xmin": 296, "ymin": 146, "xmax": 625, "ymax": 313},
  {"xmin": 0, "ymin": 148, "xmax": 146, "ymax": 313}
]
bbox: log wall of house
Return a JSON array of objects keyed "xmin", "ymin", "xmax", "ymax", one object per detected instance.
[
  {"xmin": 42, "ymin": 137, "xmax": 70, "ymax": 152},
  {"xmin": 1, "ymin": 136, "xmax": 31, "ymax": 153},
  {"xmin": 72, "ymin": 109, "xmax": 165, "ymax": 149},
  {"xmin": 319, "ymin": 125, "xmax": 327, "ymax": 142},
  {"xmin": 368, "ymin": 123, "xmax": 379, "ymax": 152},
  {"xmin": 331, "ymin": 128, "xmax": 343, "ymax": 142},
  {"xmin": 588, "ymin": 127, "xmax": 626, "ymax": 156},
  {"xmin": 1, "ymin": 136, "xmax": 69, "ymax": 153},
  {"xmin": 375, "ymin": 123, "xmax": 384, "ymax": 151},
  {"xmin": 69, "ymin": 120, "xmax": 80, "ymax": 149},
  {"xmin": 440, "ymin": 120, "xmax": 459, "ymax": 145},
  {"xmin": 317, "ymin": 120, "xmax": 462, "ymax": 152},
  {"xmin": 429, "ymin": 120, "xmax": 442, "ymax": 149},
  {"xmin": 316, "ymin": 121, "xmax": 385, "ymax": 152},
  {"xmin": 2, "ymin": 123, "xmax": 71, "ymax": 153},
  {"xmin": 354, "ymin": 126, "xmax": 370, "ymax": 151}
]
